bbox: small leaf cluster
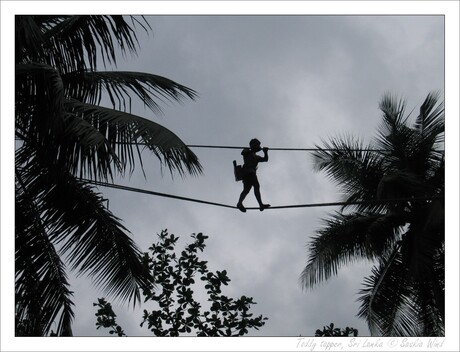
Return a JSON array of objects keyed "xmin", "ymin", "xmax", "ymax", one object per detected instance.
[
  {"xmin": 138, "ymin": 230, "xmax": 268, "ymax": 336},
  {"xmin": 93, "ymin": 298, "xmax": 126, "ymax": 336},
  {"xmin": 315, "ymin": 323, "xmax": 358, "ymax": 337}
]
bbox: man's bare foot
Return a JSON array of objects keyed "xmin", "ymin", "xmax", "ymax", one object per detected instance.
[{"xmin": 259, "ymin": 204, "xmax": 271, "ymax": 211}]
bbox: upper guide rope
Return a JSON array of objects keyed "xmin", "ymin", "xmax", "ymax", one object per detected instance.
[
  {"xmin": 15, "ymin": 138, "xmax": 444, "ymax": 154},
  {"xmin": 157, "ymin": 143, "xmax": 443, "ymax": 154},
  {"xmin": 83, "ymin": 179, "xmax": 442, "ymax": 211},
  {"xmin": 186, "ymin": 145, "xmax": 387, "ymax": 152}
]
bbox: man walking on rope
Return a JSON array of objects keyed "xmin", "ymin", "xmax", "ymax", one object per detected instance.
[{"xmin": 237, "ymin": 138, "xmax": 271, "ymax": 212}]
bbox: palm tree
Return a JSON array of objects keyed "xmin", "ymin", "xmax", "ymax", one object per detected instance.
[
  {"xmin": 15, "ymin": 15, "xmax": 203, "ymax": 336},
  {"xmin": 300, "ymin": 92, "xmax": 444, "ymax": 336}
]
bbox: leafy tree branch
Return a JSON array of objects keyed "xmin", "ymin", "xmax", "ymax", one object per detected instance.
[{"xmin": 95, "ymin": 230, "xmax": 268, "ymax": 336}]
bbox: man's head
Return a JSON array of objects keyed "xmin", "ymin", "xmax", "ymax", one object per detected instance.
[{"xmin": 249, "ymin": 138, "xmax": 262, "ymax": 152}]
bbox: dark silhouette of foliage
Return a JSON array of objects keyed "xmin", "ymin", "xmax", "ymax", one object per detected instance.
[
  {"xmin": 15, "ymin": 15, "xmax": 202, "ymax": 336},
  {"xmin": 95, "ymin": 230, "xmax": 268, "ymax": 336},
  {"xmin": 301, "ymin": 92, "xmax": 444, "ymax": 336},
  {"xmin": 315, "ymin": 323, "xmax": 358, "ymax": 337},
  {"xmin": 94, "ymin": 298, "xmax": 126, "ymax": 336}
]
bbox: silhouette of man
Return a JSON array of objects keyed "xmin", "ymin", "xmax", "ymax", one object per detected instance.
[{"xmin": 237, "ymin": 138, "xmax": 271, "ymax": 212}]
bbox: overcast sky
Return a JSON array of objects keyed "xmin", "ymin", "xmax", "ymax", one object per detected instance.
[
  {"xmin": 2, "ymin": 1, "xmax": 459, "ymax": 351},
  {"xmin": 72, "ymin": 13, "xmax": 445, "ymax": 336}
]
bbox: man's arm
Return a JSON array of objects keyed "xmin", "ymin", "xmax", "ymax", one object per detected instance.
[{"xmin": 259, "ymin": 147, "xmax": 269, "ymax": 162}]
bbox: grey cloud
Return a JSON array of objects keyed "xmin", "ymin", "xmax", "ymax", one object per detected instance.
[{"xmin": 67, "ymin": 15, "xmax": 443, "ymax": 338}]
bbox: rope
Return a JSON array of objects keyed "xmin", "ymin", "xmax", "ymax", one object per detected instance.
[
  {"xmin": 142, "ymin": 143, "xmax": 444, "ymax": 154},
  {"xmin": 83, "ymin": 179, "xmax": 442, "ymax": 211},
  {"xmin": 186, "ymin": 145, "xmax": 387, "ymax": 152},
  {"xmin": 85, "ymin": 179, "xmax": 236, "ymax": 209},
  {"xmin": 15, "ymin": 138, "xmax": 445, "ymax": 154}
]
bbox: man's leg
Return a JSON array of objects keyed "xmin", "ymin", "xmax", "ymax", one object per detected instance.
[
  {"xmin": 253, "ymin": 176, "xmax": 270, "ymax": 211},
  {"xmin": 237, "ymin": 180, "xmax": 252, "ymax": 212}
]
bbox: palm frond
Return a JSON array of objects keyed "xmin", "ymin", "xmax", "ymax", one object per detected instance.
[
  {"xmin": 17, "ymin": 163, "xmax": 151, "ymax": 305},
  {"xmin": 410, "ymin": 93, "xmax": 445, "ymax": 176},
  {"xmin": 57, "ymin": 180, "xmax": 151, "ymax": 304},
  {"xmin": 58, "ymin": 112, "xmax": 121, "ymax": 181},
  {"xmin": 313, "ymin": 137, "xmax": 385, "ymax": 212},
  {"xmin": 300, "ymin": 212, "xmax": 400, "ymax": 289},
  {"xmin": 62, "ymin": 70, "xmax": 198, "ymax": 115},
  {"xmin": 313, "ymin": 135, "xmax": 367, "ymax": 176},
  {"xmin": 67, "ymin": 99, "xmax": 203, "ymax": 178},
  {"xmin": 413, "ymin": 280, "xmax": 445, "ymax": 336},
  {"xmin": 375, "ymin": 94, "xmax": 418, "ymax": 165},
  {"xmin": 378, "ymin": 93, "xmax": 410, "ymax": 130},
  {"xmin": 375, "ymin": 93, "xmax": 445, "ymax": 178},
  {"xmin": 357, "ymin": 246, "xmax": 420, "ymax": 336},
  {"xmin": 15, "ymin": 16, "xmax": 46, "ymax": 64},
  {"xmin": 400, "ymin": 203, "xmax": 444, "ymax": 282},
  {"xmin": 16, "ymin": 170, "xmax": 75, "ymax": 336},
  {"xmin": 15, "ymin": 15, "xmax": 142, "ymax": 73},
  {"xmin": 40, "ymin": 15, "xmax": 147, "ymax": 73},
  {"xmin": 430, "ymin": 244, "xmax": 445, "ymax": 325},
  {"xmin": 16, "ymin": 62, "xmax": 65, "ymax": 133},
  {"xmin": 414, "ymin": 92, "xmax": 444, "ymax": 137}
]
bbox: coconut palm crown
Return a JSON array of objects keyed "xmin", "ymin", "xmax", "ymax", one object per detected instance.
[
  {"xmin": 15, "ymin": 15, "xmax": 203, "ymax": 336},
  {"xmin": 301, "ymin": 92, "xmax": 444, "ymax": 336}
]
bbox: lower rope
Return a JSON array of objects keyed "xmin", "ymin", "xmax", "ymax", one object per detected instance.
[{"xmin": 82, "ymin": 179, "xmax": 442, "ymax": 211}]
